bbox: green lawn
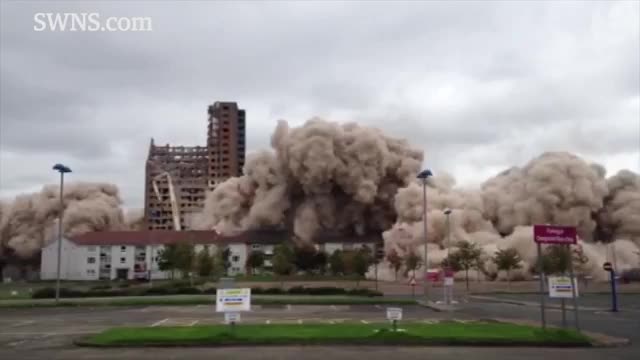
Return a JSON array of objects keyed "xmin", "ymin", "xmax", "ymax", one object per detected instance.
[
  {"xmin": 79, "ymin": 322, "xmax": 591, "ymax": 347},
  {"xmin": 0, "ymin": 294, "xmax": 416, "ymax": 308}
]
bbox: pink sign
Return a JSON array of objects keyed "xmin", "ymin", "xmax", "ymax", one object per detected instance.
[{"xmin": 533, "ymin": 224, "xmax": 577, "ymax": 244}]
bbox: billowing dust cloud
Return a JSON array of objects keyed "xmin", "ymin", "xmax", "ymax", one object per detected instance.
[
  {"xmin": 193, "ymin": 118, "xmax": 423, "ymax": 242},
  {"xmin": 0, "ymin": 183, "xmax": 142, "ymax": 261},
  {"xmin": 194, "ymin": 118, "xmax": 640, "ymax": 281},
  {"xmin": 2, "ymin": 118, "xmax": 638, "ymax": 282}
]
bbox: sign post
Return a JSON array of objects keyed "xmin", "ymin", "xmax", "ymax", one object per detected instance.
[
  {"xmin": 548, "ymin": 275, "xmax": 579, "ymax": 328},
  {"xmin": 534, "ymin": 224, "xmax": 578, "ymax": 331},
  {"xmin": 409, "ymin": 277, "xmax": 416, "ymax": 298},
  {"xmin": 216, "ymin": 288, "xmax": 251, "ymax": 329},
  {"xmin": 386, "ymin": 307, "xmax": 402, "ymax": 332},
  {"xmin": 603, "ymin": 262, "xmax": 618, "ymax": 312},
  {"xmin": 443, "ymin": 268, "xmax": 454, "ymax": 305}
]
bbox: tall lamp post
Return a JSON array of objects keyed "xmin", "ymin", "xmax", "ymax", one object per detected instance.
[
  {"xmin": 444, "ymin": 208, "xmax": 452, "ymax": 305},
  {"xmin": 52, "ymin": 163, "xmax": 72, "ymax": 304},
  {"xmin": 417, "ymin": 169, "xmax": 433, "ymax": 300}
]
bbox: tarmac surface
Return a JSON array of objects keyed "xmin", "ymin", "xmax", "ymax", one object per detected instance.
[{"xmin": 0, "ymin": 295, "xmax": 638, "ymax": 359}]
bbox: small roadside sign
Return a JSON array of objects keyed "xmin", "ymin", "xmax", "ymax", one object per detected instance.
[
  {"xmin": 224, "ymin": 312, "xmax": 241, "ymax": 324},
  {"xmin": 444, "ymin": 277, "xmax": 454, "ymax": 286},
  {"xmin": 603, "ymin": 262, "xmax": 613, "ymax": 272},
  {"xmin": 386, "ymin": 307, "xmax": 403, "ymax": 321},
  {"xmin": 216, "ymin": 288, "xmax": 251, "ymax": 312},
  {"xmin": 549, "ymin": 276, "xmax": 579, "ymax": 298},
  {"xmin": 409, "ymin": 277, "xmax": 416, "ymax": 286}
]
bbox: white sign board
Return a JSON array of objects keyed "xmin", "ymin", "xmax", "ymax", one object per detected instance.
[
  {"xmin": 216, "ymin": 288, "xmax": 251, "ymax": 312},
  {"xmin": 224, "ymin": 312, "xmax": 241, "ymax": 324},
  {"xmin": 386, "ymin": 307, "xmax": 402, "ymax": 321},
  {"xmin": 549, "ymin": 276, "xmax": 579, "ymax": 298},
  {"xmin": 444, "ymin": 277, "xmax": 454, "ymax": 286}
]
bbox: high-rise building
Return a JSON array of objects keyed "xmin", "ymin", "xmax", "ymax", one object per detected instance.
[
  {"xmin": 207, "ymin": 101, "xmax": 246, "ymax": 188},
  {"xmin": 144, "ymin": 101, "xmax": 246, "ymax": 231}
]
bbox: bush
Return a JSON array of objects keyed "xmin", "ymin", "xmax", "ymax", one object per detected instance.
[
  {"xmin": 287, "ymin": 286, "xmax": 306, "ymax": 294},
  {"xmin": 117, "ymin": 283, "xmax": 131, "ymax": 288},
  {"xmin": 262, "ymin": 287, "xmax": 285, "ymax": 295},
  {"xmin": 174, "ymin": 287, "xmax": 201, "ymax": 295},
  {"xmin": 90, "ymin": 284, "xmax": 111, "ymax": 291},
  {"xmin": 32, "ymin": 287, "xmax": 85, "ymax": 299},
  {"xmin": 306, "ymin": 287, "xmax": 347, "ymax": 295},
  {"xmin": 621, "ymin": 268, "xmax": 640, "ymax": 282},
  {"xmin": 346, "ymin": 288, "xmax": 383, "ymax": 297}
]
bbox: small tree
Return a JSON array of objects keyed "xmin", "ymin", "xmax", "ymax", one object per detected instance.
[
  {"xmin": 541, "ymin": 245, "xmax": 572, "ymax": 275},
  {"xmin": 157, "ymin": 244, "xmax": 178, "ymax": 279},
  {"xmin": 174, "ymin": 243, "xmax": 196, "ymax": 280},
  {"xmin": 196, "ymin": 247, "xmax": 214, "ymax": 278},
  {"xmin": 572, "ymin": 245, "xmax": 589, "ymax": 277},
  {"xmin": 246, "ymin": 250, "xmax": 265, "ymax": 275},
  {"xmin": 492, "ymin": 248, "xmax": 522, "ymax": 283},
  {"xmin": 218, "ymin": 247, "xmax": 231, "ymax": 276},
  {"xmin": 404, "ymin": 251, "xmax": 422, "ymax": 278},
  {"xmin": 386, "ymin": 249, "xmax": 403, "ymax": 280},
  {"xmin": 329, "ymin": 250, "xmax": 345, "ymax": 275},
  {"xmin": 272, "ymin": 244, "xmax": 295, "ymax": 286},
  {"xmin": 352, "ymin": 248, "xmax": 372, "ymax": 287},
  {"xmin": 314, "ymin": 250, "xmax": 328, "ymax": 274},
  {"xmin": 450, "ymin": 241, "xmax": 483, "ymax": 291},
  {"xmin": 294, "ymin": 245, "xmax": 318, "ymax": 274}
]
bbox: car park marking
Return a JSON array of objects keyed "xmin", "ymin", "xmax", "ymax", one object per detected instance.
[{"xmin": 150, "ymin": 318, "xmax": 168, "ymax": 327}]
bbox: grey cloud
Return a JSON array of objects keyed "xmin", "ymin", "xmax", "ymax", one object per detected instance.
[{"xmin": 1, "ymin": 0, "xmax": 638, "ymax": 207}]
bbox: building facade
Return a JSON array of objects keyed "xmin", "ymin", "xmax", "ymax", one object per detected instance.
[
  {"xmin": 40, "ymin": 229, "xmax": 383, "ymax": 281},
  {"xmin": 144, "ymin": 101, "xmax": 246, "ymax": 231}
]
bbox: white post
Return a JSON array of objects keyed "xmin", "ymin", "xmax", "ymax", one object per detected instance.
[
  {"xmin": 422, "ymin": 180, "xmax": 429, "ymax": 300},
  {"xmin": 55, "ymin": 172, "xmax": 64, "ymax": 303}
]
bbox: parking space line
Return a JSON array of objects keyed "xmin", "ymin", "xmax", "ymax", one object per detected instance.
[
  {"xmin": 11, "ymin": 320, "xmax": 35, "ymax": 327},
  {"xmin": 330, "ymin": 305, "xmax": 337, "ymax": 311},
  {"xmin": 189, "ymin": 320, "xmax": 199, "ymax": 326},
  {"xmin": 328, "ymin": 320, "xmax": 335, "ymax": 324},
  {"xmin": 361, "ymin": 320, "xmax": 369, "ymax": 324},
  {"xmin": 286, "ymin": 304, "xmax": 292, "ymax": 311},
  {"xmin": 374, "ymin": 305, "xmax": 382, "ymax": 309},
  {"xmin": 297, "ymin": 319, "xmax": 303, "ymax": 324},
  {"xmin": 266, "ymin": 320, "xmax": 271, "ymax": 324},
  {"xmin": 151, "ymin": 318, "xmax": 168, "ymax": 327}
]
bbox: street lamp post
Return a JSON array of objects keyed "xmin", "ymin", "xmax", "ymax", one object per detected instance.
[
  {"xmin": 52, "ymin": 164, "xmax": 72, "ymax": 304},
  {"xmin": 444, "ymin": 208, "xmax": 452, "ymax": 305},
  {"xmin": 417, "ymin": 169, "xmax": 433, "ymax": 301}
]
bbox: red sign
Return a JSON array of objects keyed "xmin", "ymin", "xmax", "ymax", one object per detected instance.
[
  {"xmin": 409, "ymin": 277, "xmax": 416, "ymax": 286},
  {"xmin": 426, "ymin": 270, "xmax": 440, "ymax": 282},
  {"xmin": 533, "ymin": 225, "xmax": 577, "ymax": 244}
]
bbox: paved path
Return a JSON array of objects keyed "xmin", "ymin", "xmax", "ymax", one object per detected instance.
[{"xmin": 0, "ymin": 298, "xmax": 638, "ymax": 359}]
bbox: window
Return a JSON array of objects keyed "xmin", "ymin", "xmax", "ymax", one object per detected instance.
[
  {"xmin": 251, "ymin": 244, "xmax": 261, "ymax": 250},
  {"xmin": 87, "ymin": 257, "xmax": 96, "ymax": 264},
  {"xmin": 121, "ymin": 246, "xmax": 127, "ymax": 252},
  {"xmin": 87, "ymin": 269, "xmax": 96, "ymax": 275},
  {"xmin": 232, "ymin": 255, "xmax": 239, "ymax": 262},
  {"xmin": 120, "ymin": 257, "xmax": 126, "ymax": 264}
]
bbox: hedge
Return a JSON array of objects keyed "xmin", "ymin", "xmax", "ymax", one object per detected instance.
[{"xmin": 32, "ymin": 285, "xmax": 382, "ymax": 299}]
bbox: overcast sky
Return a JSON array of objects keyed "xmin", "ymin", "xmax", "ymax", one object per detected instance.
[{"xmin": 1, "ymin": 0, "xmax": 638, "ymax": 210}]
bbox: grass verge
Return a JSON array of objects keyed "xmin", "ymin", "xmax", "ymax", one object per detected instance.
[
  {"xmin": 77, "ymin": 322, "xmax": 592, "ymax": 347},
  {"xmin": 0, "ymin": 295, "xmax": 416, "ymax": 308}
]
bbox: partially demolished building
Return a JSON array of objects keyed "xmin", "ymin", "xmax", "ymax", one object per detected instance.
[{"xmin": 144, "ymin": 101, "xmax": 246, "ymax": 230}]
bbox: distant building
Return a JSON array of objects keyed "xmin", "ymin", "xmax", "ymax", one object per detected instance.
[
  {"xmin": 144, "ymin": 101, "xmax": 246, "ymax": 231},
  {"xmin": 39, "ymin": 229, "xmax": 382, "ymax": 281}
]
